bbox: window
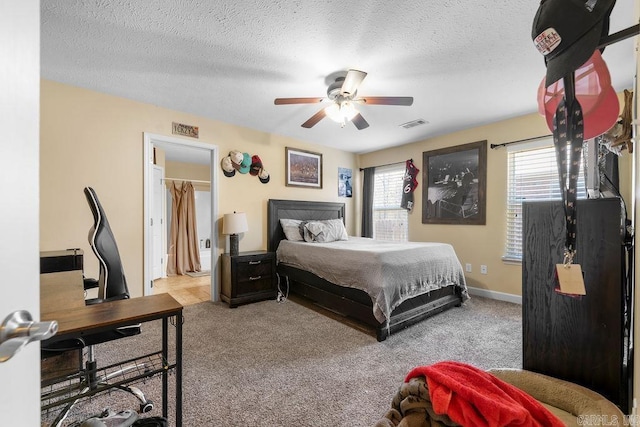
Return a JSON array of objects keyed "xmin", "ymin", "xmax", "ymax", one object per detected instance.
[
  {"xmin": 373, "ymin": 164, "xmax": 408, "ymax": 241},
  {"xmin": 505, "ymin": 139, "xmax": 586, "ymax": 261}
]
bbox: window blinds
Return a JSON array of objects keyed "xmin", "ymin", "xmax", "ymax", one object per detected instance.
[
  {"xmin": 505, "ymin": 141, "xmax": 586, "ymax": 261},
  {"xmin": 373, "ymin": 164, "xmax": 408, "ymax": 241}
]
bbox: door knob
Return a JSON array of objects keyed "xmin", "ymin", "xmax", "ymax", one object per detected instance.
[{"xmin": 0, "ymin": 310, "xmax": 58, "ymax": 363}]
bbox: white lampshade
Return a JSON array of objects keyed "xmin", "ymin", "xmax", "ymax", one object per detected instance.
[{"xmin": 223, "ymin": 212, "xmax": 248, "ymax": 235}]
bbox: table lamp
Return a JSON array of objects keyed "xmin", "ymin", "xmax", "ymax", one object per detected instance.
[{"xmin": 223, "ymin": 212, "xmax": 248, "ymax": 256}]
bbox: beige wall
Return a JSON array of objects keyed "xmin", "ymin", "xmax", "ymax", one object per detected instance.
[
  {"xmin": 358, "ymin": 102, "xmax": 634, "ymax": 297},
  {"xmin": 40, "ymin": 79, "xmax": 357, "ymax": 297}
]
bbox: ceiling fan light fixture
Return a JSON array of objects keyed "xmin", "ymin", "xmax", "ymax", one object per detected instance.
[
  {"xmin": 325, "ymin": 101, "xmax": 358, "ymax": 126},
  {"xmin": 274, "ymin": 69, "xmax": 410, "ymax": 130},
  {"xmin": 341, "ymin": 101, "xmax": 358, "ymax": 121}
]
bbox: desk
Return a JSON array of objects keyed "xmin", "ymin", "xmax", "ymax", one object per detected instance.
[{"xmin": 40, "ymin": 272, "xmax": 184, "ymax": 426}]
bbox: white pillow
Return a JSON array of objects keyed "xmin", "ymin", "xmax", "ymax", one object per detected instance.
[
  {"xmin": 303, "ymin": 219, "xmax": 348, "ymax": 243},
  {"xmin": 280, "ymin": 218, "xmax": 304, "ymax": 241}
]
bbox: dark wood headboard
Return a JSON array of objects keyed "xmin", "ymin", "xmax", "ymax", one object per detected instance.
[{"xmin": 267, "ymin": 199, "xmax": 346, "ymax": 252}]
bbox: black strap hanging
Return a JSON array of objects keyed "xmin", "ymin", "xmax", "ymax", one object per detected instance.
[{"xmin": 552, "ymin": 73, "xmax": 584, "ymax": 264}]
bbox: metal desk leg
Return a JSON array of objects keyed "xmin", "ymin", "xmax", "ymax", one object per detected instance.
[
  {"xmin": 176, "ymin": 311, "xmax": 183, "ymax": 427},
  {"xmin": 162, "ymin": 316, "xmax": 168, "ymax": 418}
]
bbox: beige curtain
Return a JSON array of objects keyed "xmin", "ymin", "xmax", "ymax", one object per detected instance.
[{"xmin": 167, "ymin": 181, "xmax": 201, "ymax": 275}]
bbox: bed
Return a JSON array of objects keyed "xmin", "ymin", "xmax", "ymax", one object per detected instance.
[{"xmin": 267, "ymin": 199, "xmax": 469, "ymax": 341}]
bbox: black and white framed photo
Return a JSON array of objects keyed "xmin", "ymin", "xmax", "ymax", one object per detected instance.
[
  {"xmin": 285, "ymin": 147, "xmax": 323, "ymax": 188},
  {"xmin": 422, "ymin": 140, "xmax": 487, "ymax": 225}
]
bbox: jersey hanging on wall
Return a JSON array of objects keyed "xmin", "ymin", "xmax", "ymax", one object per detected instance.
[{"xmin": 401, "ymin": 159, "xmax": 419, "ymax": 212}]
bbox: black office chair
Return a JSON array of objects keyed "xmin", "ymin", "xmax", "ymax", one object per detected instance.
[
  {"xmin": 43, "ymin": 187, "xmax": 153, "ymax": 426},
  {"xmin": 82, "ymin": 186, "xmax": 139, "ymax": 322}
]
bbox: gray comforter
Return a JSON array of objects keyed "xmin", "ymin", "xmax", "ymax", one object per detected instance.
[{"xmin": 276, "ymin": 237, "xmax": 469, "ymax": 323}]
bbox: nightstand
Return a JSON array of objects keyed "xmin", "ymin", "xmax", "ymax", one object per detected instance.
[{"xmin": 220, "ymin": 250, "xmax": 277, "ymax": 308}]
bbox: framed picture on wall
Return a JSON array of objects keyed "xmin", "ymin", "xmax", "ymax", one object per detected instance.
[
  {"xmin": 286, "ymin": 147, "xmax": 323, "ymax": 189},
  {"xmin": 338, "ymin": 167, "xmax": 352, "ymax": 197},
  {"xmin": 422, "ymin": 140, "xmax": 487, "ymax": 225}
]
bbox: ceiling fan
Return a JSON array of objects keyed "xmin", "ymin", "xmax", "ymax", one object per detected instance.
[{"xmin": 274, "ymin": 69, "xmax": 413, "ymax": 130}]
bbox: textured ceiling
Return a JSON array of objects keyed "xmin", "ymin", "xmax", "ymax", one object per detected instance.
[{"xmin": 41, "ymin": 0, "xmax": 638, "ymax": 155}]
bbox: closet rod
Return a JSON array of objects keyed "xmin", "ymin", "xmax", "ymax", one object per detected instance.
[
  {"xmin": 163, "ymin": 177, "xmax": 210, "ymax": 184},
  {"xmin": 359, "ymin": 159, "xmax": 412, "ymax": 171}
]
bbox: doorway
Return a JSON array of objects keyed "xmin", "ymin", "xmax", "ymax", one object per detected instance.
[{"xmin": 143, "ymin": 133, "xmax": 219, "ymax": 303}]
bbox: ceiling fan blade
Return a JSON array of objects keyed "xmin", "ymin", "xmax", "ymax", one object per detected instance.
[
  {"xmin": 340, "ymin": 69, "xmax": 367, "ymax": 96},
  {"xmin": 351, "ymin": 113, "xmax": 369, "ymax": 130},
  {"xmin": 359, "ymin": 96, "xmax": 414, "ymax": 106},
  {"xmin": 301, "ymin": 108, "xmax": 327, "ymax": 128},
  {"xmin": 274, "ymin": 97, "xmax": 323, "ymax": 105}
]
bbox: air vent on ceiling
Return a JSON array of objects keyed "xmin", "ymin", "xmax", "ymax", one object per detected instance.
[{"xmin": 400, "ymin": 119, "xmax": 428, "ymax": 129}]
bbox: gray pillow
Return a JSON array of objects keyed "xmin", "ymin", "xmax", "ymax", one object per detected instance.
[
  {"xmin": 303, "ymin": 219, "xmax": 348, "ymax": 243},
  {"xmin": 280, "ymin": 218, "xmax": 304, "ymax": 241}
]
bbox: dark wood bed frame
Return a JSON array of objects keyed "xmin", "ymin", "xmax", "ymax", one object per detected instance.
[{"xmin": 267, "ymin": 199, "xmax": 464, "ymax": 341}]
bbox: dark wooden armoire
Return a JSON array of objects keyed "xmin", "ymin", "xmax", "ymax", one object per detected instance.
[{"xmin": 522, "ymin": 198, "xmax": 633, "ymax": 413}]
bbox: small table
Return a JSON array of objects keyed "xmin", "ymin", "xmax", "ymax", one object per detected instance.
[{"xmin": 40, "ymin": 272, "xmax": 184, "ymax": 426}]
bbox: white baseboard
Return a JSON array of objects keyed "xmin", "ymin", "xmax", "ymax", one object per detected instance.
[{"xmin": 467, "ymin": 286, "xmax": 522, "ymax": 305}]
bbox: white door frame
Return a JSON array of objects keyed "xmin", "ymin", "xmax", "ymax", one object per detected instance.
[
  {"xmin": 152, "ymin": 164, "xmax": 166, "ymax": 280},
  {"xmin": 143, "ymin": 133, "xmax": 219, "ymax": 301}
]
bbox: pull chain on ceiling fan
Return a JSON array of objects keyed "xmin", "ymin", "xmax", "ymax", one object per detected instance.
[{"xmin": 274, "ymin": 69, "xmax": 413, "ymax": 130}]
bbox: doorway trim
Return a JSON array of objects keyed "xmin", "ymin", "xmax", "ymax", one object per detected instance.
[
  {"xmin": 143, "ymin": 132, "xmax": 219, "ymax": 301},
  {"xmin": 152, "ymin": 164, "xmax": 166, "ymax": 280}
]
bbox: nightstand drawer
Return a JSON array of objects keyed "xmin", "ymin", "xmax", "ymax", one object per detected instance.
[
  {"xmin": 235, "ymin": 259, "xmax": 272, "ymax": 279},
  {"xmin": 236, "ymin": 277, "xmax": 273, "ymax": 295}
]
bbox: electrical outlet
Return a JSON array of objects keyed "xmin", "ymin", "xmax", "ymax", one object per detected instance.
[
  {"xmin": 480, "ymin": 265, "xmax": 488, "ymax": 274},
  {"xmin": 465, "ymin": 263, "xmax": 472, "ymax": 273}
]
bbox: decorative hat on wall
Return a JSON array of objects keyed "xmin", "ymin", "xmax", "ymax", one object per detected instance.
[
  {"xmin": 220, "ymin": 156, "xmax": 236, "ymax": 177},
  {"xmin": 250, "ymin": 155, "xmax": 263, "ymax": 176},
  {"xmin": 258, "ymin": 168, "xmax": 270, "ymax": 184},
  {"xmin": 229, "ymin": 150, "xmax": 251, "ymax": 174}
]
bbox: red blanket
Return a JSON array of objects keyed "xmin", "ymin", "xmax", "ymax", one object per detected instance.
[{"xmin": 405, "ymin": 362, "xmax": 563, "ymax": 427}]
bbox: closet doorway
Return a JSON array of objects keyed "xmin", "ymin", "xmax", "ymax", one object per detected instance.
[{"xmin": 143, "ymin": 133, "xmax": 219, "ymax": 304}]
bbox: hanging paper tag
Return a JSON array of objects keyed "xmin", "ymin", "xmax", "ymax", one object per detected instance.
[{"xmin": 555, "ymin": 263, "xmax": 586, "ymax": 296}]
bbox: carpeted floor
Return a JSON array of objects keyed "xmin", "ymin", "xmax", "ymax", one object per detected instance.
[{"xmin": 41, "ymin": 295, "xmax": 522, "ymax": 426}]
